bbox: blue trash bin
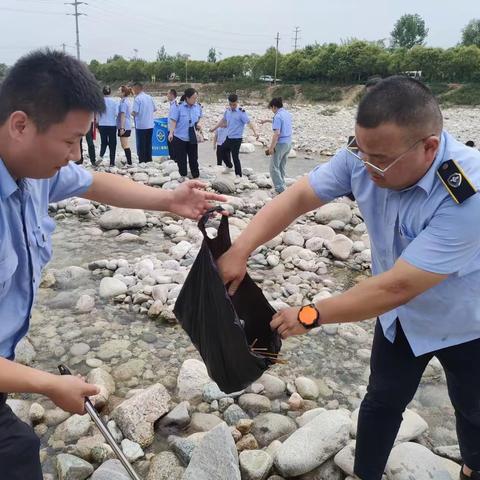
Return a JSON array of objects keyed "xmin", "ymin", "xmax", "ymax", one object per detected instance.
[{"xmin": 152, "ymin": 117, "xmax": 169, "ymax": 157}]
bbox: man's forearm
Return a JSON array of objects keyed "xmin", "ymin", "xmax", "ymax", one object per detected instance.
[
  {"xmin": 0, "ymin": 357, "xmax": 55, "ymax": 396},
  {"xmin": 315, "ymin": 259, "xmax": 447, "ymax": 325},
  {"xmin": 212, "ymin": 119, "xmax": 226, "ymax": 132},
  {"xmin": 249, "ymin": 122, "xmax": 258, "ymax": 137},
  {"xmin": 82, "ymin": 172, "xmax": 173, "ymax": 211},
  {"xmin": 270, "ymin": 132, "xmax": 280, "ymax": 150},
  {"xmin": 231, "ymin": 177, "xmax": 324, "ymax": 259}
]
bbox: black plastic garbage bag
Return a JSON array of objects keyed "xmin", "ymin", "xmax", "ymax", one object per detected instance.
[{"xmin": 174, "ymin": 207, "xmax": 282, "ymax": 393}]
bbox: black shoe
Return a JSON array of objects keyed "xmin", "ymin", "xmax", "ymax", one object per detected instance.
[{"xmin": 460, "ymin": 466, "xmax": 480, "ymax": 479}]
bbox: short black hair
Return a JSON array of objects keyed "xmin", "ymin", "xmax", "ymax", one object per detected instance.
[
  {"xmin": 0, "ymin": 49, "xmax": 104, "ymax": 132},
  {"xmin": 365, "ymin": 76, "xmax": 382, "ymax": 90},
  {"xmin": 228, "ymin": 93, "xmax": 238, "ymax": 103},
  {"xmin": 169, "ymin": 88, "xmax": 177, "ymax": 97},
  {"xmin": 466, "ymin": 140, "xmax": 475, "ymax": 147},
  {"xmin": 184, "ymin": 87, "xmax": 197, "ymax": 99},
  {"xmin": 132, "ymin": 81, "xmax": 143, "ymax": 88},
  {"xmin": 268, "ymin": 97, "xmax": 283, "ymax": 109},
  {"xmin": 357, "ymin": 75, "xmax": 443, "ymax": 134},
  {"xmin": 103, "ymin": 85, "xmax": 111, "ymax": 95}
]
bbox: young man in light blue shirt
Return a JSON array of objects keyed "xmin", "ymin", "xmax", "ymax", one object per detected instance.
[
  {"xmin": 210, "ymin": 93, "xmax": 259, "ymax": 177},
  {"xmin": 218, "ymin": 77, "xmax": 480, "ymax": 480},
  {"xmin": 132, "ymin": 82, "xmax": 156, "ymax": 163},
  {"xmin": 265, "ymin": 97, "xmax": 293, "ymax": 194},
  {"xmin": 0, "ymin": 50, "xmax": 224, "ymax": 478}
]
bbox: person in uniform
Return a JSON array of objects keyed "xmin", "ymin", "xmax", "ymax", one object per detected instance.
[
  {"xmin": 167, "ymin": 88, "xmax": 178, "ymax": 161},
  {"xmin": 0, "ymin": 49, "xmax": 225, "ymax": 479},
  {"xmin": 97, "ymin": 86, "xmax": 119, "ymax": 166},
  {"xmin": 168, "ymin": 88, "xmax": 203, "ymax": 178},
  {"xmin": 210, "ymin": 93, "xmax": 259, "ymax": 177},
  {"xmin": 218, "ymin": 76, "xmax": 480, "ymax": 480},
  {"xmin": 265, "ymin": 97, "xmax": 293, "ymax": 194},
  {"xmin": 117, "ymin": 85, "xmax": 133, "ymax": 166},
  {"xmin": 213, "ymin": 126, "xmax": 232, "ymax": 171},
  {"xmin": 132, "ymin": 81, "xmax": 156, "ymax": 163}
]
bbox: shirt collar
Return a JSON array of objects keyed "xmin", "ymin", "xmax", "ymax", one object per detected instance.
[
  {"xmin": 412, "ymin": 130, "xmax": 447, "ymax": 195},
  {"xmin": 0, "ymin": 157, "xmax": 19, "ymax": 201}
]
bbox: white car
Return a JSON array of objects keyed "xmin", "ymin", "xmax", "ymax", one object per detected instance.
[{"xmin": 259, "ymin": 75, "xmax": 275, "ymax": 83}]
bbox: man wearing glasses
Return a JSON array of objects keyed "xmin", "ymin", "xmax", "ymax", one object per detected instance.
[{"xmin": 218, "ymin": 76, "xmax": 480, "ymax": 480}]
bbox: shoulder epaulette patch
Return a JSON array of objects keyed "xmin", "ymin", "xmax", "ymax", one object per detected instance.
[
  {"xmin": 437, "ymin": 159, "xmax": 478, "ymax": 204},
  {"xmin": 240, "ymin": 108, "xmax": 245, "ymax": 112}
]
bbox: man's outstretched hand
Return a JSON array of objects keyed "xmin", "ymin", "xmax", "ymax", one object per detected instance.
[{"xmin": 167, "ymin": 180, "xmax": 226, "ymax": 220}]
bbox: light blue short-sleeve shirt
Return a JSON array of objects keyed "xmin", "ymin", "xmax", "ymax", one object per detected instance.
[
  {"xmin": 216, "ymin": 127, "xmax": 228, "ymax": 146},
  {"xmin": 171, "ymin": 102, "xmax": 202, "ymax": 142},
  {"xmin": 272, "ymin": 108, "xmax": 293, "ymax": 144},
  {"xmin": 133, "ymin": 92, "xmax": 156, "ymax": 129},
  {"xmin": 0, "ymin": 160, "xmax": 93, "ymax": 359},
  {"xmin": 97, "ymin": 97, "xmax": 119, "ymax": 127},
  {"xmin": 308, "ymin": 131, "xmax": 480, "ymax": 356},
  {"xmin": 223, "ymin": 107, "xmax": 250, "ymax": 139},
  {"xmin": 117, "ymin": 98, "xmax": 132, "ymax": 130}
]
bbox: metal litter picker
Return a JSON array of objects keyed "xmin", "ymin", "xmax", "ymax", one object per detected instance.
[{"xmin": 58, "ymin": 364, "xmax": 142, "ymax": 480}]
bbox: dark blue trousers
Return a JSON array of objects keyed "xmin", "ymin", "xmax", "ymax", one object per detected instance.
[
  {"xmin": 0, "ymin": 393, "xmax": 42, "ymax": 479},
  {"xmin": 354, "ymin": 320, "xmax": 480, "ymax": 479}
]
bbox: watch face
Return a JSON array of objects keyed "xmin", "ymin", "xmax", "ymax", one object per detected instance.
[{"xmin": 299, "ymin": 306, "xmax": 318, "ymax": 326}]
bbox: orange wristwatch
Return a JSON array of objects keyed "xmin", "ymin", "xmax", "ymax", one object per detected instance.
[{"xmin": 297, "ymin": 304, "xmax": 320, "ymax": 329}]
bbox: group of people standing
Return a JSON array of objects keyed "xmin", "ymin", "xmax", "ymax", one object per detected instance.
[
  {"xmin": 82, "ymin": 83, "xmax": 295, "ymax": 195},
  {"xmin": 79, "ymin": 82, "xmax": 156, "ymax": 167},
  {"xmin": 168, "ymin": 89, "xmax": 294, "ymax": 194}
]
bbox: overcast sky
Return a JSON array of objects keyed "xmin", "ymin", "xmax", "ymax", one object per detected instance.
[{"xmin": 0, "ymin": 0, "xmax": 476, "ymax": 65}]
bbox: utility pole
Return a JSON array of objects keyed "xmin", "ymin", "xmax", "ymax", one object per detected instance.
[
  {"xmin": 292, "ymin": 26, "xmax": 301, "ymax": 51},
  {"xmin": 61, "ymin": 43, "xmax": 67, "ymax": 54},
  {"xmin": 274, "ymin": 32, "xmax": 280, "ymax": 86},
  {"xmin": 185, "ymin": 55, "xmax": 190, "ymax": 83},
  {"xmin": 65, "ymin": 1, "xmax": 87, "ymax": 60}
]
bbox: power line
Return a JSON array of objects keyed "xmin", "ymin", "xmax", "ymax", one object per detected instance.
[
  {"xmin": 65, "ymin": 1, "xmax": 87, "ymax": 60},
  {"xmin": 292, "ymin": 26, "xmax": 301, "ymax": 51},
  {"xmin": 274, "ymin": 32, "xmax": 280, "ymax": 85}
]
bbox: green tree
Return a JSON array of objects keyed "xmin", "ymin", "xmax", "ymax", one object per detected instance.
[
  {"xmin": 156, "ymin": 45, "xmax": 168, "ymax": 61},
  {"xmin": 0, "ymin": 63, "xmax": 7, "ymax": 78},
  {"xmin": 207, "ymin": 47, "xmax": 217, "ymax": 63},
  {"xmin": 461, "ymin": 19, "xmax": 480, "ymax": 47},
  {"xmin": 391, "ymin": 14, "xmax": 428, "ymax": 49}
]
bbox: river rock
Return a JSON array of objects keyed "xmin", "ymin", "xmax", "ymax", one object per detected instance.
[
  {"xmin": 99, "ymin": 208, "xmax": 147, "ymax": 230},
  {"xmin": 177, "ymin": 359, "xmax": 211, "ymax": 402},
  {"xmin": 257, "ymin": 374, "xmax": 286, "ymax": 399},
  {"xmin": 87, "ymin": 368, "xmax": 115, "ymax": 409},
  {"xmin": 315, "ymin": 203, "xmax": 352, "ymax": 225},
  {"xmin": 239, "ymin": 449, "xmax": 274, "ymax": 480},
  {"xmin": 14, "ymin": 337, "xmax": 36, "ymax": 365},
  {"xmin": 90, "ymin": 459, "xmax": 131, "ymax": 480},
  {"xmin": 147, "ymin": 451, "xmax": 185, "ymax": 480},
  {"xmin": 295, "ymin": 377, "xmax": 319, "ymax": 400},
  {"xmin": 325, "ymin": 234, "xmax": 353, "ymax": 260},
  {"xmin": 158, "ymin": 401, "xmax": 191, "ymax": 428},
  {"xmin": 274, "ymin": 410, "xmax": 350, "ymax": 476},
  {"xmin": 53, "ymin": 414, "xmax": 91, "ymax": 443},
  {"xmin": 385, "ymin": 442, "xmax": 452, "ymax": 480},
  {"xmin": 251, "ymin": 413, "xmax": 297, "ymax": 447},
  {"xmin": 350, "ymin": 407, "xmax": 428, "ymax": 443},
  {"xmin": 112, "ymin": 383, "xmax": 170, "ymax": 447},
  {"xmin": 183, "ymin": 422, "xmax": 241, "ymax": 480},
  {"xmin": 99, "ymin": 277, "xmax": 127, "ymax": 298},
  {"xmin": 56, "ymin": 453, "xmax": 94, "ymax": 480},
  {"xmin": 238, "ymin": 393, "xmax": 272, "ymax": 416}
]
